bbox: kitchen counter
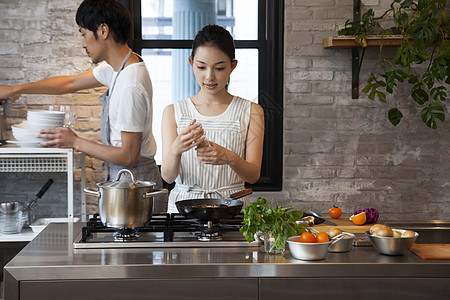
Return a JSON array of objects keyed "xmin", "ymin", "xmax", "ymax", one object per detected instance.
[
  {"xmin": 0, "ymin": 228, "xmax": 37, "ymax": 243},
  {"xmin": 4, "ymin": 222, "xmax": 450, "ymax": 300}
]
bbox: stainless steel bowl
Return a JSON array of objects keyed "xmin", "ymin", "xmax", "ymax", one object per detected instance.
[
  {"xmin": 368, "ymin": 229, "xmax": 418, "ymax": 255},
  {"xmin": 287, "ymin": 236, "xmax": 331, "ymax": 260},
  {"xmin": 0, "ymin": 201, "xmax": 24, "ymax": 213},
  {"xmin": 0, "ymin": 210, "xmax": 27, "ymax": 234},
  {"xmin": 328, "ymin": 232, "xmax": 355, "ymax": 253}
]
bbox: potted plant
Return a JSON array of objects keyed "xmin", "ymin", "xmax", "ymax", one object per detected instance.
[
  {"xmin": 338, "ymin": 0, "xmax": 449, "ymax": 129},
  {"xmin": 240, "ymin": 197, "xmax": 305, "ymax": 254}
]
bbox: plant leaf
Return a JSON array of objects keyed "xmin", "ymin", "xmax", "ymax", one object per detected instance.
[
  {"xmin": 388, "ymin": 108, "xmax": 403, "ymax": 126},
  {"xmin": 412, "ymin": 87, "xmax": 429, "ymax": 105}
]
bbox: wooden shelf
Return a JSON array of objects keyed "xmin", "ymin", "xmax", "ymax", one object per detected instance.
[{"xmin": 323, "ymin": 35, "xmax": 403, "ymax": 48}]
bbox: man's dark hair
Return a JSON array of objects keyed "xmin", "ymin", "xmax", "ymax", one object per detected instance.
[{"xmin": 76, "ymin": 0, "xmax": 131, "ymax": 44}]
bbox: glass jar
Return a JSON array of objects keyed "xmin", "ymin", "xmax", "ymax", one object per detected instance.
[{"xmin": 263, "ymin": 230, "xmax": 286, "ymax": 255}]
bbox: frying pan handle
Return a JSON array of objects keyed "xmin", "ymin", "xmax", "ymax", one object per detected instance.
[
  {"xmin": 144, "ymin": 188, "xmax": 169, "ymax": 198},
  {"xmin": 36, "ymin": 179, "xmax": 54, "ymax": 199},
  {"xmin": 230, "ymin": 188, "xmax": 253, "ymax": 200},
  {"xmin": 83, "ymin": 188, "xmax": 100, "ymax": 197}
]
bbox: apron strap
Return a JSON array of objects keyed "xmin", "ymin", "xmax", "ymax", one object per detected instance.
[{"xmin": 100, "ymin": 48, "xmax": 133, "ymax": 146}]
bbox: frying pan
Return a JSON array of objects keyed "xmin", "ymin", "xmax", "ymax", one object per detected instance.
[{"xmin": 176, "ymin": 188, "xmax": 252, "ymax": 220}]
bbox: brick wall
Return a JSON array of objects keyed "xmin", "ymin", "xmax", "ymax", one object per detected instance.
[
  {"xmin": 281, "ymin": 0, "xmax": 450, "ymax": 220},
  {"xmin": 0, "ymin": 0, "xmax": 449, "ymax": 221}
]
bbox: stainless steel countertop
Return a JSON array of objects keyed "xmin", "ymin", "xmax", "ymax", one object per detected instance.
[{"xmin": 5, "ymin": 223, "xmax": 450, "ymax": 282}]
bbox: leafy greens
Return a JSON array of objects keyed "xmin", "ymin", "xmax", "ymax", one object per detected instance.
[{"xmin": 240, "ymin": 197, "xmax": 305, "ymax": 251}]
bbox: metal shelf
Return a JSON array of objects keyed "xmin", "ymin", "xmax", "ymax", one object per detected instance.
[{"xmin": 0, "ymin": 147, "xmax": 86, "ymax": 223}]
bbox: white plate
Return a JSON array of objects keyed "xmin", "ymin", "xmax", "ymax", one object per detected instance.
[
  {"xmin": 30, "ymin": 217, "xmax": 80, "ymax": 233},
  {"xmin": 6, "ymin": 140, "xmax": 41, "ymax": 148}
]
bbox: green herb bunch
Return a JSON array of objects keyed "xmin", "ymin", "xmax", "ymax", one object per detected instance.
[
  {"xmin": 240, "ymin": 197, "xmax": 305, "ymax": 251},
  {"xmin": 339, "ymin": 0, "xmax": 449, "ymax": 129}
]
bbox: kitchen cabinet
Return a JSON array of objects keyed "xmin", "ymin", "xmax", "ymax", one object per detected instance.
[
  {"xmin": 4, "ymin": 223, "xmax": 450, "ymax": 300},
  {"xmin": 0, "ymin": 147, "xmax": 86, "ymax": 226},
  {"xmin": 18, "ymin": 278, "xmax": 258, "ymax": 300},
  {"xmin": 259, "ymin": 278, "xmax": 450, "ymax": 299}
]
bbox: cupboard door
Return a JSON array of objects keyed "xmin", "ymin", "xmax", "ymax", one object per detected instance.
[
  {"xmin": 259, "ymin": 278, "xmax": 450, "ymax": 300},
  {"xmin": 20, "ymin": 278, "xmax": 258, "ymax": 300}
]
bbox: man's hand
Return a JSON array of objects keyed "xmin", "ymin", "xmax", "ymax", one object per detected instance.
[{"xmin": 37, "ymin": 127, "xmax": 79, "ymax": 149}]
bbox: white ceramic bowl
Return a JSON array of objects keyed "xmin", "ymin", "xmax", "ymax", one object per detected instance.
[
  {"xmin": 27, "ymin": 121, "xmax": 62, "ymax": 131},
  {"xmin": 11, "ymin": 121, "xmax": 28, "ymax": 130},
  {"xmin": 27, "ymin": 110, "xmax": 65, "ymax": 120},
  {"xmin": 11, "ymin": 123, "xmax": 48, "ymax": 142},
  {"xmin": 368, "ymin": 229, "xmax": 418, "ymax": 255},
  {"xmin": 27, "ymin": 115, "xmax": 64, "ymax": 125},
  {"xmin": 287, "ymin": 236, "xmax": 331, "ymax": 260}
]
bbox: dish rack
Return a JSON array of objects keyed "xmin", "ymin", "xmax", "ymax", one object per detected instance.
[{"xmin": 0, "ymin": 147, "xmax": 86, "ymax": 222}]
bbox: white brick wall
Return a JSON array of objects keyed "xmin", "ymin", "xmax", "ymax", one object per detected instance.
[{"xmin": 0, "ymin": 0, "xmax": 449, "ymax": 221}]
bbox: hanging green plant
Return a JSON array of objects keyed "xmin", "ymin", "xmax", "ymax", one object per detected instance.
[{"xmin": 339, "ymin": 0, "xmax": 449, "ymax": 129}]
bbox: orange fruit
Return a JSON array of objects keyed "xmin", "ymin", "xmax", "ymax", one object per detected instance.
[
  {"xmin": 350, "ymin": 212, "xmax": 367, "ymax": 225},
  {"xmin": 329, "ymin": 206, "xmax": 342, "ymax": 219},
  {"xmin": 298, "ymin": 232, "xmax": 317, "ymax": 243},
  {"xmin": 316, "ymin": 232, "xmax": 330, "ymax": 243}
]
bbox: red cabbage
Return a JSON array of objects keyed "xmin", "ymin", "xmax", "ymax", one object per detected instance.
[{"xmin": 353, "ymin": 208, "xmax": 379, "ymax": 223}]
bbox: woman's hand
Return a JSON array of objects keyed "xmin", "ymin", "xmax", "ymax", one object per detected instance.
[
  {"xmin": 195, "ymin": 141, "xmax": 231, "ymax": 165},
  {"xmin": 37, "ymin": 127, "xmax": 79, "ymax": 149},
  {"xmin": 170, "ymin": 120, "xmax": 206, "ymax": 155}
]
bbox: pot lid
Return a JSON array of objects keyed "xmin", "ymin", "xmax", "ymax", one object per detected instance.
[
  {"xmin": 99, "ymin": 179, "xmax": 153, "ymax": 189},
  {"xmin": 98, "ymin": 169, "xmax": 155, "ymax": 189}
]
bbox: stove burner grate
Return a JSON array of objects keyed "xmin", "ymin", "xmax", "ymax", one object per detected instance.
[
  {"xmin": 80, "ymin": 213, "xmax": 244, "ymax": 243},
  {"xmin": 113, "ymin": 228, "xmax": 139, "ymax": 242}
]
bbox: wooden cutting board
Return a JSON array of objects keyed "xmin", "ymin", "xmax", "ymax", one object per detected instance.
[
  {"xmin": 313, "ymin": 216, "xmax": 374, "ymax": 233},
  {"xmin": 410, "ymin": 244, "xmax": 450, "ymax": 260}
]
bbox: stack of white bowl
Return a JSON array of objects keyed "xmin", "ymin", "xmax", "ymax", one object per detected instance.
[
  {"xmin": 27, "ymin": 110, "xmax": 65, "ymax": 131},
  {"xmin": 10, "ymin": 110, "xmax": 65, "ymax": 146}
]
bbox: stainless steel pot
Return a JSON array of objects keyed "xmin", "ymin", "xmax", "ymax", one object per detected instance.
[{"xmin": 83, "ymin": 169, "xmax": 168, "ymax": 229}]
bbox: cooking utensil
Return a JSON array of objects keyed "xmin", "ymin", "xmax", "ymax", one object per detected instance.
[
  {"xmin": 308, "ymin": 210, "xmax": 337, "ymax": 225},
  {"xmin": 287, "ymin": 236, "xmax": 331, "ymax": 260},
  {"xmin": 0, "ymin": 179, "xmax": 54, "ymax": 232},
  {"xmin": 25, "ymin": 179, "xmax": 54, "ymax": 225},
  {"xmin": 0, "ymin": 202, "xmax": 27, "ymax": 234},
  {"xmin": 84, "ymin": 169, "xmax": 168, "ymax": 229},
  {"xmin": 410, "ymin": 244, "xmax": 450, "ymax": 260},
  {"xmin": 328, "ymin": 232, "xmax": 355, "ymax": 252},
  {"xmin": 368, "ymin": 229, "xmax": 418, "ymax": 255},
  {"xmin": 175, "ymin": 188, "xmax": 252, "ymax": 220},
  {"xmin": 26, "ymin": 179, "xmax": 54, "ymax": 210}
]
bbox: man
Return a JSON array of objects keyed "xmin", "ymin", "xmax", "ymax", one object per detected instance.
[{"xmin": 0, "ymin": 0, "xmax": 164, "ymax": 210}]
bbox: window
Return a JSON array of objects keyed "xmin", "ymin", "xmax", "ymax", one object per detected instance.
[{"xmin": 126, "ymin": 0, "xmax": 283, "ymax": 191}]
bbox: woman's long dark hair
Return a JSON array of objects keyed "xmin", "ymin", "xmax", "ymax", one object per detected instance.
[{"xmin": 191, "ymin": 25, "xmax": 236, "ymax": 62}]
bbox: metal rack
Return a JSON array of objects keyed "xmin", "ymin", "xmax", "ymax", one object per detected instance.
[{"xmin": 0, "ymin": 147, "xmax": 86, "ymax": 222}]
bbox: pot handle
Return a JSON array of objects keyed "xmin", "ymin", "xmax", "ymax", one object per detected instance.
[
  {"xmin": 143, "ymin": 188, "xmax": 169, "ymax": 198},
  {"xmin": 83, "ymin": 188, "xmax": 100, "ymax": 197},
  {"xmin": 115, "ymin": 169, "xmax": 136, "ymax": 182}
]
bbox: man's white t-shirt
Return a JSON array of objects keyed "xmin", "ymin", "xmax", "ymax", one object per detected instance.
[{"xmin": 93, "ymin": 61, "xmax": 156, "ymax": 159}]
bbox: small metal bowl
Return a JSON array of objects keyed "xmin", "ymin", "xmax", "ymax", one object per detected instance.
[
  {"xmin": 328, "ymin": 232, "xmax": 355, "ymax": 253},
  {"xmin": 368, "ymin": 229, "xmax": 418, "ymax": 255},
  {"xmin": 287, "ymin": 236, "xmax": 331, "ymax": 260}
]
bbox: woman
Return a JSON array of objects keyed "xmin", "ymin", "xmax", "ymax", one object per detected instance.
[{"xmin": 161, "ymin": 25, "xmax": 265, "ymax": 213}]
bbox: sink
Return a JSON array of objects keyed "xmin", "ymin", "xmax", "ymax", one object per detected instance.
[{"xmin": 385, "ymin": 220, "xmax": 450, "ymax": 244}]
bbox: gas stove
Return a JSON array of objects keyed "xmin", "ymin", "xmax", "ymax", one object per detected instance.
[{"xmin": 73, "ymin": 213, "xmax": 260, "ymax": 249}]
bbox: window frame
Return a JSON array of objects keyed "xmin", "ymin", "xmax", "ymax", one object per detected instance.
[{"xmin": 126, "ymin": 0, "xmax": 283, "ymax": 191}]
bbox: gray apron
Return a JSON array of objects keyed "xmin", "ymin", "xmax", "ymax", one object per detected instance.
[{"xmin": 99, "ymin": 49, "xmax": 166, "ymax": 212}]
